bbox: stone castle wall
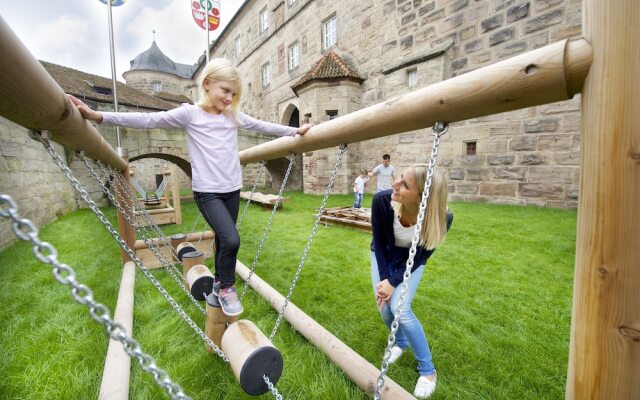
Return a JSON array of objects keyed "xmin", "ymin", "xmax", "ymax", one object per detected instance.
[{"xmin": 206, "ymin": 0, "xmax": 582, "ymax": 207}]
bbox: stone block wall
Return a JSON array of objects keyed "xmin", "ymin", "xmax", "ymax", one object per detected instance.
[
  {"xmin": 207, "ymin": 0, "xmax": 583, "ymax": 207},
  {"xmin": 0, "ymin": 117, "xmax": 78, "ymax": 250}
]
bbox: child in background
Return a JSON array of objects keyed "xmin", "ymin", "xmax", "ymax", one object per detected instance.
[
  {"xmin": 69, "ymin": 58, "xmax": 312, "ymax": 317},
  {"xmin": 353, "ymin": 169, "xmax": 369, "ymax": 209}
]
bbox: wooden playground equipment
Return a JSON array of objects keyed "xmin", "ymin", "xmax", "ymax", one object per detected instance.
[
  {"xmin": 240, "ymin": 190, "xmax": 290, "ymax": 210},
  {"xmin": 131, "ymin": 165, "xmax": 183, "ymax": 226},
  {"xmin": 319, "ymin": 206, "xmax": 372, "ymax": 232},
  {"xmin": 0, "ymin": 0, "xmax": 638, "ymax": 398}
]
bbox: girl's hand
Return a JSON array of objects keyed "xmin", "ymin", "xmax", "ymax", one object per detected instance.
[
  {"xmin": 68, "ymin": 94, "xmax": 103, "ymax": 123},
  {"xmin": 296, "ymin": 123, "xmax": 313, "ymax": 136},
  {"xmin": 375, "ymin": 279, "xmax": 395, "ymax": 301}
]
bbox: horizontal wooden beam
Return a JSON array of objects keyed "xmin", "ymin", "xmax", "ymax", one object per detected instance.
[
  {"xmin": 235, "ymin": 261, "xmax": 416, "ymax": 399},
  {"xmin": 0, "ymin": 17, "xmax": 127, "ymax": 171},
  {"xmin": 240, "ymin": 38, "xmax": 591, "ymax": 164}
]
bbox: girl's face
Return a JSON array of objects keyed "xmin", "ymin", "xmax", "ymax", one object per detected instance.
[
  {"xmin": 203, "ymin": 78, "xmax": 239, "ymax": 113},
  {"xmin": 391, "ymin": 167, "xmax": 421, "ymax": 210}
]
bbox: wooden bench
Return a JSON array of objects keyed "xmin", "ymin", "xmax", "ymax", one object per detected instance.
[{"xmin": 240, "ymin": 191, "xmax": 290, "ymax": 210}]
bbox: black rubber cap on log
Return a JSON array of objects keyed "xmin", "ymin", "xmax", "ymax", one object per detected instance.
[{"xmin": 239, "ymin": 347, "xmax": 283, "ymax": 395}]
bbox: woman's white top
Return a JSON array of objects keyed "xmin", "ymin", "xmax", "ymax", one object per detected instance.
[{"xmin": 393, "ymin": 213, "xmax": 416, "ymax": 248}]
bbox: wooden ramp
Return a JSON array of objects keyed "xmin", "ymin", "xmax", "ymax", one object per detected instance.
[
  {"xmin": 240, "ymin": 191, "xmax": 290, "ymax": 210},
  {"xmin": 319, "ymin": 207, "xmax": 372, "ymax": 232}
]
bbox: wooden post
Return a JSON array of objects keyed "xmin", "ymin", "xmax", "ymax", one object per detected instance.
[
  {"xmin": 567, "ymin": 1, "xmax": 640, "ymax": 399},
  {"xmin": 170, "ymin": 164, "xmax": 182, "ymax": 224},
  {"xmin": 205, "ymin": 300, "xmax": 237, "ymax": 353}
]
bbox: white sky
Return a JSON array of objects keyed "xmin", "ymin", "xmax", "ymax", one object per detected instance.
[{"xmin": 0, "ymin": 0, "xmax": 245, "ymax": 81}]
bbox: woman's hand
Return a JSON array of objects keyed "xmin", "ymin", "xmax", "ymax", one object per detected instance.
[
  {"xmin": 68, "ymin": 94, "xmax": 103, "ymax": 123},
  {"xmin": 375, "ymin": 279, "xmax": 395, "ymax": 304},
  {"xmin": 296, "ymin": 123, "xmax": 313, "ymax": 136}
]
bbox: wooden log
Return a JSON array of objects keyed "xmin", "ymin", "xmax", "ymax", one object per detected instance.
[
  {"xmin": 170, "ymin": 233, "xmax": 187, "ymax": 250},
  {"xmin": 135, "ymin": 231, "xmax": 215, "ymax": 269},
  {"xmin": 99, "ymin": 261, "xmax": 135, "ymax": 400},
  {"xmin": 205, "ymin": 298, "xmax": 237, "ymax": 352},
  {"xmin": 239, "ymin": 39, "xmax": 592, "ymax": 164},
  {"xmin": 182, "ymin": 251, "xmax": 204, "ymax": 280},
  {"xmin": 235, "ymin": 261, "xmax": 415, "ymax": 399},
  {"xmin": 221, "ymin": 319, "xmax": 283, "ymax": 396},
  {"xmin": 566, "ymin": 1, "xmax": 640, "ymax": 399},
  {"xmin": 185, "ymin": 264, "xmax": 214, "ymax": 301},
  {"xmin": 169, "ymin": 165, "xmax": 182, "ymax": 225},
  {"xmin": 175, "ymin": 242, "xmax": 197, "ymax": 263},
  {"xmin": 115, "ymin": 160, "xmax": 136, "ymax": 264},
  {"xmin": 0, "ymin": 17, "xmax": 127, "ymax": 171}
]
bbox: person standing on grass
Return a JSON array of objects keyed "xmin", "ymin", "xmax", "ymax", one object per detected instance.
[
  {"xmin": 370, "ymin": 165, "xmax": 452, "ymax": 399},
  {"xmin": 69, "ymin": 58, "xmax": 312, "ymax": 317},
  {"xmin": 369, "ymin": 154, "xmax": 396, "ymax": 193},
  {"xmin": 353, "ymin": 169, "xmax": 369, "ymax": 209}
]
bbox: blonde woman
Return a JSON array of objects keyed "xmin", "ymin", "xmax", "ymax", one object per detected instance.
[
  {"xmin": 370, "ymin": 165, "xmax": 452, "ymax": 398},
  {"xmin": 70, "ymin": 58, "xmax": 312, "ymax": 317}
]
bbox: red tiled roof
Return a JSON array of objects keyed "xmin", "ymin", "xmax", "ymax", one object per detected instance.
[
  {"xmin": 153, "ymin": 91, "xmax": 192, "ymax": 104},
  {"xmin": 41, "ymin": 61, "xmax": 174, "ymax": 111},
  {"xmin": 291, "ymin": 51, "xmax": 364, "ymax": 95}
]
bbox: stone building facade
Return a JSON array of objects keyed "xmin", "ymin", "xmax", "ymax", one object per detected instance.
[{"xmin": 197, "ymin": 0, "xmax": 582, "ymax": 207}]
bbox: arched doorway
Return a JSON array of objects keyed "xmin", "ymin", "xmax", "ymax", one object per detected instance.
[{"xmin": 266, "ymin": 103, "xmax": 303, "ymax": 191}]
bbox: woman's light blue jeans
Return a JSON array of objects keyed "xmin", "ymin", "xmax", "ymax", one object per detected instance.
[{"xmin": 371, "ymin": 251, "xmax": 435, "ymax": 376}]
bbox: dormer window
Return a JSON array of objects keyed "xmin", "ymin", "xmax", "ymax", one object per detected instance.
[{"xmin": 85, "ymin": 80, "xmax": 112, "ymax": 95}]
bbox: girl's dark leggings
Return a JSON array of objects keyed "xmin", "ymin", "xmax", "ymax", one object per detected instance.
[{"xmin": 193, "ymin": 190, "xmax": 240, "ymax": 289}]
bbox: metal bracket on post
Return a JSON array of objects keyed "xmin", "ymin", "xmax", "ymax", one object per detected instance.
[
  {"xmin": 28, "ymin": 130, "xmax": 51, "ymax": 141},
  {"xmin": 432, "ymin": 121, "xmax": 449, "ymax": 137}
]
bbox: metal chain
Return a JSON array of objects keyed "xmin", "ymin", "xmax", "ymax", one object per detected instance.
[
  {"xmin": 0, "ymin": 194, "xmax": 191, "ymax": 400},
  {"xmin": 263, "ymin": 375, "xmax": 283, "ymax": 400},
  {"xmin": 241, "ymin": 155, "xmax": 295, "ymax": 300},
  {"xmin": 33, "ymin": 136, "xmax": 228, "ymax": 361},
  {"xmin": 373, "ymin": 122, "xmax": 448, "ymax": 400},
  {"xmin": 269, "ymin": 145, "xmax": 347, "ymax": 341},
  {"xmin": 82, "ymin": 157, "xmax": 206, "ymax": 316},
  {"xmin": 237, "ymin": 160, "xmax": 267, "ymax": 227}
]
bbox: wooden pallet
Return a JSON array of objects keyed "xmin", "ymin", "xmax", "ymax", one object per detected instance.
[
  {"xmin": 240, "ymin": 191, "xmax": 290, "ymax": 210},
  {"xmin": 318, "ymin": 206, "xmax": 372, "ymax": 232}
]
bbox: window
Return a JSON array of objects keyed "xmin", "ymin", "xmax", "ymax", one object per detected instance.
[
  {"xmin": 326, "ymin": 110, "xmax": 338, "ymax": 120},
  {"xmin": 323, "ymin": 15, "xmax": 337, "ymax": 49},
  {"xmin": 261, "ymin": 63, "xmax": 271, "ymax": 87},
  {"xmin": 466, "ymin": 141, "xmax": 477, "ymax": 156},
  {"xmin": 288, "ymin": 42, "xmax": 299, "ymax": 71},
  {"xmin": 407, "ymin": 69, "xmax": 417, "ymax": 87},
  {"xmin": 235, "ymin": 37, "xmax": 242, "ymax": 58},
  {"xmin": 259, "ymin": 7, "xmax": 268, "ymax": 33},
  {"xmin": 153, "ymin": 81, "xmax": 162, "ymax": 92}
]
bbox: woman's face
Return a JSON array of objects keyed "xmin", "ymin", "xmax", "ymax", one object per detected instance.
[
  {"xmin": 391, "ymin": 167, "xmax": 421, "ymax": 210},
  {"xmin": 204, "ymin": 78, "xmax": 239, "ymax": 113}
]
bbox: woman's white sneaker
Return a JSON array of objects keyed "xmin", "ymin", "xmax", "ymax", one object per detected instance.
[
  {"xmin": 414, "ymin": 373, "xmax": 437, "ymax": 398},
  {"xmin": 388, "ymin": 345, "xmax": 404, "ymax": 364}
]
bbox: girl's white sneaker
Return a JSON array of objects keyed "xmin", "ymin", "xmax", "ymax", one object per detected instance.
[{"xmin": 414, "ymin": 373, "xmax": 437, "ymax": 398}]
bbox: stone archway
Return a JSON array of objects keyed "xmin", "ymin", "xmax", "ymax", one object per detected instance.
[
  {"xmin": 129, "ymin": 153, "xmax": 192, "ymax": 178},
  {"xmin": 265, "ymin": 103, "xmax": 303, "ymax": 191},
  {"xmin": 128, "ymin": 153, "xmax": 192, "ymax": 191}
]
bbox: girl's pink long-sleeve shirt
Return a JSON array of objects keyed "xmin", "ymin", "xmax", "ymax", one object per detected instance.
[{"xmin": 102, "ymin": 103, "xmax": 296, "ymax": 193}]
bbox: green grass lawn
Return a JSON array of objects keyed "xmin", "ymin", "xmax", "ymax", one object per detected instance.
[{"xmin": 0, "ymin": 192, "xmax": 577, "ymax": 399}]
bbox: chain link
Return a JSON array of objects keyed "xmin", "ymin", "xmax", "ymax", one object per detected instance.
[
  {"xmin": 0, "ymin": 193, "xmax": 191, "ymax": 400},
  {"xmin": 238, "ymin": 160, "xmax": 267, "ymax": 227},
  {"xmin": 34, "ymin": 137, "xmax": 228, "ymax": 361},
  {"xmin": 373, "ymin": 122, "xmax": 448, "ymax": 399},
  {"xmin": 263, "ymin": 375, "xmax": 283, "ymax": 400},
  {"xmin": 270, "ymin": 145, "xmax": 347, "ymax": 341},
  {"xmin": 81, "ymin": 156, "xmax": 207, "ymax": 316},
  {"xmin": 241, "ymin": 156, "xmax": 295, "ymax": 300}
]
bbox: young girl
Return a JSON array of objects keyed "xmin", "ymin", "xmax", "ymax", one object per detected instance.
[
  {"xmin": 370, "ymin": 165, "xmax": 452, "ymax": 398},
  {"xmin": 69, "ymin": 58, "xmax": 312, "ymax": 317}
]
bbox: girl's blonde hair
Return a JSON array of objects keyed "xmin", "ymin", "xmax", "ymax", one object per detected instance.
[
  {"xmin": 196, "ymin": 58, "xmax": 243, "ymax": 123},
  {"xmin": 392, "ymin": 165, "xmax": 449, "ymax": 250}
]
